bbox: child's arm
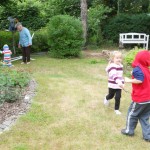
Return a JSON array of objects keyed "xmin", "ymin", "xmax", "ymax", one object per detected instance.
[
  {"xmin": 125, "ymin": 77, "xmax": 142, "ymax": 84},
  {"xmin": 105, "ymin": 61, "xmax": 112, "ymax": 72},
  {"xmin": 0, "ymin": 50, "xmax": 2, "ymax": 54}
]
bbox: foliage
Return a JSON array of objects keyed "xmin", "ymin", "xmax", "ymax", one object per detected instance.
[
  {"xmin": 103, "ymin": 14, "xmax": 150, "ymax": 43},
  {"xmin": 0, "ymin": 68, "xmax": 30, "ymax": 103},
  {"xmin": 0, "ymin": 31, "xmax": 20, "ymax": 56},
  {"xmin": 0, "ymin": 0, "xmax": 12, "ymax": 6},
  {"xmin": 32, "ymin": 28, "xmax": 49, "ymax": 52},
  {"xmin": 90, "ymin": 0, "xmax": 150, "ymax": 14},
  {"xmin": 0, "ymin": 0, "xmax": 47, "ymax": 31},
  {"xmin": 47, "ymin": 15, "xmax": 83, "ymax": 58},
  {"xmin": 119, "ymin": 0, "xmax": 149, "ymax": 14},
  {"xmin": 124, "ymin": 47, "xmax": 144, "ymax": 66},
  {"xmin": 42, "ymin": 0, "xmax": 80, "ymax": 18},
  {"xmin": 16, "ymin": 0, "xmax": 47, "ymax": 30},
  {"xmin": 87, "ymin": 4, "xmax": 112, "ymax": 45},
  {"xmin": 0, "ymin": 31, "xmax": 12, "ymax": 49}
]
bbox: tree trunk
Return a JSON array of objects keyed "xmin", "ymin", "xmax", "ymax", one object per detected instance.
[{"xmin": 80, "ymin": 0, "xmax": 87, "ymax": 50}]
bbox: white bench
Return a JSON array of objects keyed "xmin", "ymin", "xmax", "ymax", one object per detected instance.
[{"xmin": 119, "ymin": 33, "xmax": 149, "ymax": 49}]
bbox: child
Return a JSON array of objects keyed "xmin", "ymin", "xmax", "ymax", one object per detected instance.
[
  {"xmin": 0, "ymin": 44, "xmax": 13, "ymax": 67},
  {"xmin": 104, "ymin": 51, "xmax": 124, "ymax": 115},
  {"xmin": 121, "ymin": 50, "xmax": 150, "ymax": 142}
]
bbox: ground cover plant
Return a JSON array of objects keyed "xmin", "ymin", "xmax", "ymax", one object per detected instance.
[
  {"xmin": 0, "ymin": 68, "xmax": 30, "ymax": 103},
  {"xmin": 0, "ymin": 52, "xmax": 149, "ymax": 150}
]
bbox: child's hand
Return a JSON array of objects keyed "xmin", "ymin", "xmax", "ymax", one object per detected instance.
[
  {"xmin": 118, "ymin": 82, "xmax": 124, "ymax": 89},
  {"xmin": 124, "ymin": 77, "xmax": 131, "ymax": 83},
  {"xmin": 117, "ymin": 81, "xmax": 124, "ymax": 89}
]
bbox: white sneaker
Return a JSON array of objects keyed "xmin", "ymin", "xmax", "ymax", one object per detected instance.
[
  {"xmin": 115, "ymin": 110, "xmax": 122, "ymax": 115},
  {"xmin": 21, "ymin": 62, "xmax": 25, "ymax": 64},
  {"xmin": 27, "ymin": 62, "xmax": 30, "ymax": 64},
  {"xmin": 104, "ymin": 97, "xmax": 109, "ymax": 106}
]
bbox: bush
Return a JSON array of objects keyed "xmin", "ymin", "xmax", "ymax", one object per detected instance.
[
  {"xmin": 0, "ymin": 68, "xmax": 30, "ymax": 103},
  {"xmin": 124, "ymin": 47, "xmax": 144, "ymax": 66},
  {"xmin": 31, "ymin": 28, "xmax": 49, "ymax": 53},
  {"xmin": 0, "ymin": 31, "xmax": 20, "ymax": 56},
  {"xmin": 47, "ymin": 15, "xmax": 83, "ymax": 58}
]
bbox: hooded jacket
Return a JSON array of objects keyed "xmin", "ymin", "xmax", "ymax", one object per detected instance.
[{"xmin": 131, "ymin": 50, "xmax": 150, "ymax": 103}]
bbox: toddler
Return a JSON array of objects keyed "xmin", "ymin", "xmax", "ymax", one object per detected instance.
[
  {"xmin": 121, "ymin": 50, "xmax": 150, "ymax": 142},
  {"xmin": 104, "ymin": 51, "xmax": 124, "ymax": 115},
  {"xmin": 0, "ymin": 44, "xmax": 12, "ymax": 67}
]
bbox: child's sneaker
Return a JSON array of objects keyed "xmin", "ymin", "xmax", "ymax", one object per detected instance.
[
  {"xmin": 104, "ymin": 97, "xmax": 109, "ymax": 106},
  {"xmin": 115, "ymin": 110, "xmax": 122, "ymax": 115},
  {"xmin": 27, "ymin": 62, "xmax": 30, "ymax": 64},
  {"xmin": 21, "ymin": 62, "xmax": 25, "ymax": 64}
]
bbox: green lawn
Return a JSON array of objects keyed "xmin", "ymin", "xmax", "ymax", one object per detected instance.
[{"xmin": 0, "ymin": 53, "xmax": 149, "ymax": 150}]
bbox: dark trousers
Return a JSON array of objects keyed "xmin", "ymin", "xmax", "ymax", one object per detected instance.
[
  {"xmin": 106, "ymin": 88, "xmax": 122, "ymax": 110},
  {"xmin": 124, "ymin": 102, "xmax": 150, "ymax": 140},
  {"xmin": 22, "ymin": 46, "xmax": 30, "ymax": 63}
]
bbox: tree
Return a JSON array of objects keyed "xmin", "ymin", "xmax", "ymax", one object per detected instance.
[{"xmin": 80, "ymin": 0, "xmax": 88, "ymax": 49}]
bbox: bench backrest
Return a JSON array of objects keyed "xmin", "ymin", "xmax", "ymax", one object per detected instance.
[
  {"xmin": 119, "ymin": 33, "xmax": 149, "ymax": 49},
  {"xmin": 120, "ymin": 33, "xmax": 149, "ymax": 42}
]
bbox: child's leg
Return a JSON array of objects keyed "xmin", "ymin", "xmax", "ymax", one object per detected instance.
[
  {"xmin": 121, "ymin": 102, "xmax": 140, "ymax": 135},
  {"xmin": 114, "ymin": 89, "xmax": 121, "ymax": 110},
  {"xmin": 106, "ymin": 88, "xmax": 115, "ymax": 100},
  {"xmin": 3, "ymin": 60, "xmax": 7, "ymax": 66},
  {"xmin": 7, "ymin": 60, "xmax": 12, "ymax": 67},
  {"xmin": 139, "ymin": 103, "xmax": 150, "ymax": 141}
]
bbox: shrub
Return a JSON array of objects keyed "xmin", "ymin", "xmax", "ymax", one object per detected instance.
[
  {"xmin": 0, "ymin": 31, "xmax": 20, "ymax": 56},
  {"xmin": 31, "ymin": 28, "xmax": 49, "ymax": 53},
  {"xmin": 0, "ymin": 68, "xmax": 30, "ymax": 103},
  {"xmin": 47, "ymin": 15, "xmax": 84, "ymax": 58},
  {"xmin": 124, "ymin": 47, "xmax": 144, "ymax": 66}
]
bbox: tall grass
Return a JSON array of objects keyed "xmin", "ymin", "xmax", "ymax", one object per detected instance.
[{"xmin": 0, "ymin": 54, "xmax": 149, "ymax": 150}]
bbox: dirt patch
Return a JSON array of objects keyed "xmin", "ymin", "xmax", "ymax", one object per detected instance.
[{"xmin": 83, "ymin": 50, "xmax": 110, "ymax": 59}]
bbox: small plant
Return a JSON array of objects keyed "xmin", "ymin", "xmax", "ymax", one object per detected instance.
[{"xmin": 0, "ymin": 68, "xmax": 30, "ymax": 103}]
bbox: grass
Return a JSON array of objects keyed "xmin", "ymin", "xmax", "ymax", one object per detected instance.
[{"xmin": 0, "ymin": 53, "xmax": 149, "ymax": 150}]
